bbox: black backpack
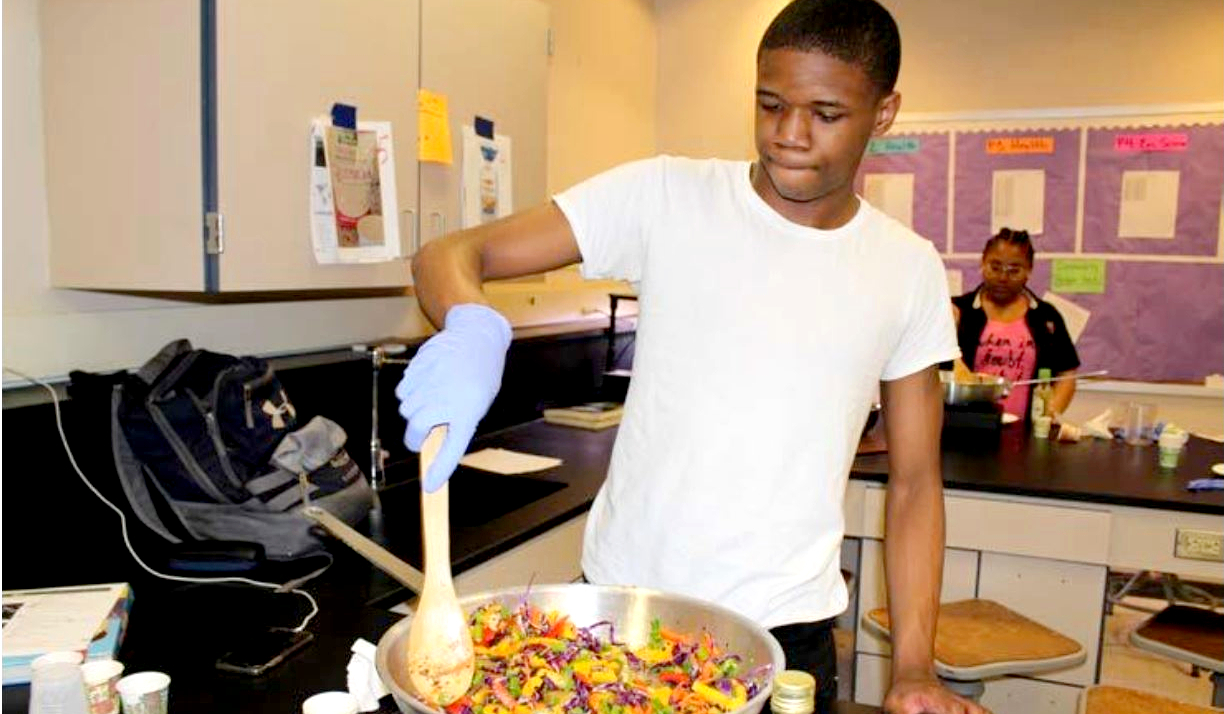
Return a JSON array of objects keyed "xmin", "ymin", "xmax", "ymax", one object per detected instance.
[{"xmin": 107, "ymin": 340, "xmax": 372, "ymax": 560}]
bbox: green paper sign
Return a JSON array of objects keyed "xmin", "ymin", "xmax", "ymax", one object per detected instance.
[
  {"xmin": 866, "ymin": 137, "xmax": 920, "ymax": 155},
  {"xmin": 1051, "ymin": 259, "xmax": 1107, "ymax": 294}
]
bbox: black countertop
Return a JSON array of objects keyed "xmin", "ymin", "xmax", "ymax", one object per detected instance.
[
  {"xmin": 853, "ymin": 425, "xmax": 1224, "ymax": 514},
  {"xmin": 6, "ymin": 419, "xmax": 1218, "ymax": 713}
]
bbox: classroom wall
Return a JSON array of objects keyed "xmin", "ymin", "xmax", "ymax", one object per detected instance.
[
  {"xmin": 1, "ymin": 0, "xmax": 655, "ymax": 383},
  {"xmin": 654, "ymin": 0, "xmax": 1224, "ymax": 158},
  {"xmin": 544, "ymin": 0, "xmax": 657, "ymax": 194}
]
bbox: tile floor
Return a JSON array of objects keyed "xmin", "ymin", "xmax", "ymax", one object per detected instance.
[{"xmin": 1098, "ymin": 596, "xmax": 1217, "ymax": 707}]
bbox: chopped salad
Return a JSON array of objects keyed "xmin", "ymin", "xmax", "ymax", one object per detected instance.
[{"xmin": 438, "ymin": 600, "xmax": 769, "ymax": 714}]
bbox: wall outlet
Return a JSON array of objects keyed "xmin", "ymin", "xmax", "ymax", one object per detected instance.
[{"xmin": 1174, "ymin": 529, "xmax": 1224, "ymax": 562}]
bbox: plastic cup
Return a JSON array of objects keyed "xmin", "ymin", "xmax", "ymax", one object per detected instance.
[
  {"xmin": 115, "ymin": 671, "xmax": 170, "ymax": 714},
  {"xmin": 31, "ymin": 651, "xmax": 85, "ymax": 671},
  {"xmin": 1158, "ymin": 428, "xmax": 1189, "ymax": 469},
  {"xmin": 1159, "ymin": 445, "xmax": 1182, "ymax": 469},
  {"xmin": 81, "ymin": 660, "xmax": 125, "ymax": 714},
  {"xmin": 302, "ymin": 691, "xmax": 360, "ymax": 714},
  {"xmin": 1123, "ymin": 402, "xmax": 1157, "ymax": 445},
  {"xmin": 29, "ymin": 661, "xmax": 89, "ymax": 714}
]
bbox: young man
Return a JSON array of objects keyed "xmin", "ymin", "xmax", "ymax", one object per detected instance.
[{"xmin": 397, "ymin": 1, "xmax": 985, "ymax": 712}]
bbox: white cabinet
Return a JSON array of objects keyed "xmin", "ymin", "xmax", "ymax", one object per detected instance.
[
  {"xmin": 850, "ymin": 485, "xmax": 1111, "ymax": 713},
  {"xmin": 42, "ymin": 0, "xmax": 207, "ymax": 292},
  {"xmin": 213, "ymin": 0, "xmax": 419, "ymax": 291},
  {"xmin": 418, "ymin": 0, "xmax": 550, "ymax": 246},
  {"xmin": 41, "ymin": 0, "xmax": 549, "ymax": 293},
  {"xmin": 454, "ymin": 514, "xmax": 587, "ymax": 595}
]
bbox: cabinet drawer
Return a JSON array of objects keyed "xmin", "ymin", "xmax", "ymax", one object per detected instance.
[
  {"xmin": 861, "ymin": 486, "xmax": 1112, "ymax": 564},
  {"xmin": 1108, "ymin": 506, "xmax": 1224, "ymax": 580}
]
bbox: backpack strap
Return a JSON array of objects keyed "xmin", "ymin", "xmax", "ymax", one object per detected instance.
[
  {"xmin": 136, "ymin": 339, "xmax": 193, "ymax": 385},
  {"xmin": 110, "ymin": 384, "xmax": 189, "ymax": 543}
]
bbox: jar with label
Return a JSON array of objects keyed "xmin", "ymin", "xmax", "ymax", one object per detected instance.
[{"xmin": 770, "ymin": 670, "xmax": 816, "ymax": 714}]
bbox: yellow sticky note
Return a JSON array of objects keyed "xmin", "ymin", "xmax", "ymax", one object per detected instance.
[{"xmin": 418, "ymin": 88, "xmax": 453, "ymax": 164}]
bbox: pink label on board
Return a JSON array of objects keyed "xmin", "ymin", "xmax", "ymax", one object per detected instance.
[{"xmin": 1113, "ymin": 133, "xmax": 1189, "ymax": 152}]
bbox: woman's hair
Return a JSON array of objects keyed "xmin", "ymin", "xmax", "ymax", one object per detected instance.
[{"xmin": 983, "ymin": 227, "xmax": 1034, "ymax": 266}]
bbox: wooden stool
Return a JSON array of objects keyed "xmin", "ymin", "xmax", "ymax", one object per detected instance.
[
  {"xmin": 1129, "ymin": 605, "xmax": 1224, "ymax": 708},
  {"xmin": 864, "ymin": 599, "xmax": 1085, "ymax": 701},
  {"xmin": 1079, "ymin": 685, "xmax": 1223, "ymax": 714}
]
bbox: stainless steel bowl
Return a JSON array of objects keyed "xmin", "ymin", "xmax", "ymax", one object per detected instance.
[
  {"xmin": 375, "ymin": 583, "xmax": 785, "ymax": 714},
  {"xmin": 939, "ymin": 371, "xmax": 1008, "ymax": 406}
]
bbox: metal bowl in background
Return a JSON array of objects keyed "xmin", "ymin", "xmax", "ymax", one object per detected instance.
[
  {"xmin": 375, "ymin": 583, "xmax": 785, "ymax": 714},
  {"xmin": 939, "ymin": 371, "xmax": 1008, "ymax": 406}
]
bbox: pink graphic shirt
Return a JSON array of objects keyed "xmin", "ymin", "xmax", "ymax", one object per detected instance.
[{"xmin": 973, "ymin": 319, "xmax": 1037, "ymax": 417}]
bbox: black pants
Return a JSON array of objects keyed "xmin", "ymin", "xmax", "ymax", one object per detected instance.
[{"xmin": 768, "ymin": 619, "xmax": 839, "ymax": 712}]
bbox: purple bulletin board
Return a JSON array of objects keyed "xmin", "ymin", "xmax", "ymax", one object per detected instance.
[
  {"xmin": 1082, "ymin": 124, "xmax": 1224, "ymax": 256},
  {"xmin": 854, "ymin": 133, "xmax": 950, "ymax": 251},
  {"xmin": 943, "ymin": 258, "xmax": 1224, "ymax": 382},
  {"xmin": 952, "ymin": 129, "xmax": 1081, "ymax": 254}
]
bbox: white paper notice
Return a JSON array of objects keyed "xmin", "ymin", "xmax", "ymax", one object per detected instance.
[
  {"xmin": 1042, "ymin": 291, "xmax": 1091, "ymax": 344},
  {"xmin": 1, "ymin": 585, "xmax": 123, "ymax": 656},
  {"xmin": 945, "ymin": 269, "xmax": 964, "ymax": 298},
  {"xmin": 459, "ymin": 448, "xmax": 561, "ymax": 475},
  {"xmin": 309, "ymin": 118, "xmax": 403, "ymax": 264},
  {"xmin": 461, "ymin": 126, "xmax": 513, "ymax": 229},
  {"xmin": 1118, "ymin": 170, "xmax": 1179, "ymax": 239},
  {"xmin": 991, "ymin": 169, "xmax": 1045, "ymax": 235},
  {"xmin": 863, "ymin": 173, "xmax": 914, "ymax": 228}
]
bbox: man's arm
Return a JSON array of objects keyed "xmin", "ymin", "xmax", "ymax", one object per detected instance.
[
  {"xmin": 878, "ymin": 367, "xmax": 986, "ymax": 713},
  {"xmin": 398, "ymin": 202, "xmax": 583, "ymax": 489},
  {"xmin": 880, "ymin": 365, "xmax": 944, "ymax": 685},
  {"xmin": 412, "ymin": 202, "xmax": 583, "ymax": 327}
]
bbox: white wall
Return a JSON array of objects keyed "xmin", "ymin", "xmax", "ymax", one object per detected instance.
[
  {"xmin": 2, "ymin": 0, "xmax": 656, "ymax": 383},
  {"xmin": 654, "ymin": 0, "xmax": 1224, "ymax": 157}
]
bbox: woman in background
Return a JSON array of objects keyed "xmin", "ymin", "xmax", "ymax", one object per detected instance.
[{"xmin": 952, "ymin": 228, "xmax": 1080, "ymax": 418}]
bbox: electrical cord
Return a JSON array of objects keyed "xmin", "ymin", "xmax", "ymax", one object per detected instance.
[{"xmin": 4, "ymin": 367, "xmax": 324, "ymax": 632}]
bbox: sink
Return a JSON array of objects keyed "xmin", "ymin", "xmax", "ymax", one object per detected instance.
[{"xmin": 377, "ymin": 465, "xmax": 566, "ymax": 527}]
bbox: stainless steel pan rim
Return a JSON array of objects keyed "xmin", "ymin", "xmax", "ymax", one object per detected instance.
[
  {"xmin": 939, "ymin": 370, "xmax": 1009, "ymax": 406},
  {"xmin": 374, "ymin": 582, "xmax": 786, "ymax": 714}
]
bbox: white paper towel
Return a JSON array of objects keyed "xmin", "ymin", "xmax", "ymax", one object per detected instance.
[{"xmin": 347, "ymin": 639, "xmax": 389, "ymax": 712}]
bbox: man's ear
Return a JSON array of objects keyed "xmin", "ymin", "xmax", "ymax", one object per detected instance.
[{"xmin": 872, "ymin": 91, "xmax": 901, "ymax": 137}]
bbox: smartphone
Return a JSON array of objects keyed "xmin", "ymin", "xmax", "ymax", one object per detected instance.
[{"xmin": 215, "ymin": 628, "xmax": 314, "ymax": 676}]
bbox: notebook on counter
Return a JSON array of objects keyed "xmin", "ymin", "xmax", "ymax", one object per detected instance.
[
  {"xmin": 542, "ymin": 402, "xmax": 624, "ymax": 431},
  {"xmin": 2, "ymin": 582, "xmax": 134, "ymax": 685}
]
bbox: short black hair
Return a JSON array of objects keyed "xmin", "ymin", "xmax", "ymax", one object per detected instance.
[
  {"xmin": 757, "ymin": 0, "xmax": 901, "ymax": 95},
  {"xmin": 984, "ymin": 228, "xmax": 1035, "ymax": 265}
]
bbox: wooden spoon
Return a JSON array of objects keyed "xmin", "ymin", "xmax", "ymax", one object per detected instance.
[{"xmin": 406, "ymin": 425, "xmax": 476, "ymax": 707}]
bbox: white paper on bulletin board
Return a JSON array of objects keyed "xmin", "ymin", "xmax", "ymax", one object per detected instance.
[
  {"xmin": 1042, "ymin": 291, "xmax": 1091, "ymax": 344},
  {"xmin": 309, "ymin": 118, "xmax": 403, "ymax": 264},
  {"xmin": 863, "ymin": 173, "xmax": 914, "ymax": 228},
  {"xmin": 1118, "ymin": 170, "xmax": 1180, "ymax": 239},
  {"xmin": 991, "ymin": 169, "xmax": 1045, "ymax": 235},
  {"xmin": 461, "ymin": 125, "xmax": 513, "ymax": 229},
  {"xmin": 946, "ymin": 268, "xmax": 964, "ymax": 298}
]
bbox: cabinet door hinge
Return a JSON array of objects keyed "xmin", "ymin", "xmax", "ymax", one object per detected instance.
[
  {"xmin": 205, "ymin": 211, "xmax": 224, "ymax": 255},
  {"xmin": 546, "ymin": 28, "xmax": 554, "ymax": 57}
]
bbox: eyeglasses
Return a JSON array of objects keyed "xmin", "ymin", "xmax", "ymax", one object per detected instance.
[{"xmin": 984, "ymin": 261, "xmax": 1027, "ymax": 278}]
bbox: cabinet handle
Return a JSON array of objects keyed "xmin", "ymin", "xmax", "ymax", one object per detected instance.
[
  {"xmin": 429, "ymin": 210, "xmax": 446, "ymax": 240},
  {"xmin": 403, "ymin": 208, "xmax": 418, "ymax": 255}
]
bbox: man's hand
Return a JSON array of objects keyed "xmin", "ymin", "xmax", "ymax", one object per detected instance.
[
  {"xmin": 396, "ymin": 303, "xmax": 512, "ymax": 491},
  {"xmin": 884, "ymin": 676, "xmax": 991, "ymax": 714}
]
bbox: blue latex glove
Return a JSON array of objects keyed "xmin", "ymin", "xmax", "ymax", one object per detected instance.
[{"xmin": 396, "ymin": 304, "xmax": 512, "ymax": 492}]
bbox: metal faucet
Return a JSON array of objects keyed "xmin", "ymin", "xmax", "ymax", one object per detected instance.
[{"xmin": 352, "ymin": 343, "xmax": 409, "ymax": 497}]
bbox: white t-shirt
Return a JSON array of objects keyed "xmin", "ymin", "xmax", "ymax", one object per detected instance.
[{"xmin": 553, "ymin": 156, "xmax": 959, "ymax": 628}]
